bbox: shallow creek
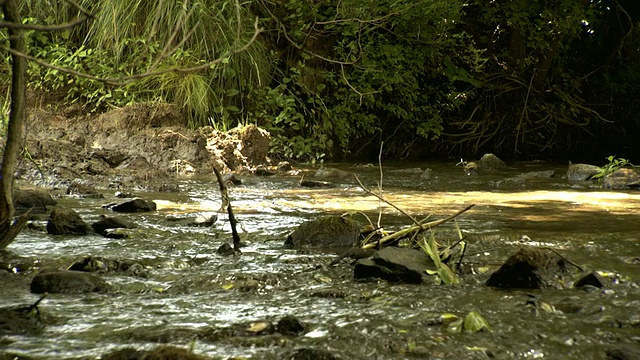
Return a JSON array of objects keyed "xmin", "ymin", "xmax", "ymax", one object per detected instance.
[{"xmin": 2, "ymin": 161, "xmax": 640, "ymax": 359}]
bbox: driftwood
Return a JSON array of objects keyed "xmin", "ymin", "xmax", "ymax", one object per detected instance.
[{"xmin": 212, "ymin": 167, "xmax": 241, "ymax": 253}]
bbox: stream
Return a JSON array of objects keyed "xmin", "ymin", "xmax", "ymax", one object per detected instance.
[{"xmin": 1, "ymin": 161, "xmax": 639, "ymax": 359}]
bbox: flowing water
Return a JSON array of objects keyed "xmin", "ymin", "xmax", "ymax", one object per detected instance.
[{"xmin": 2, "ymin": 161, "xmax": 640, "ymax": 359}]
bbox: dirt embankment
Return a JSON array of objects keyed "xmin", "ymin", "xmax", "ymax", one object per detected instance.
[{"xmin": 9, "ymin": 103, "xmax": 271, "ymax": 191}]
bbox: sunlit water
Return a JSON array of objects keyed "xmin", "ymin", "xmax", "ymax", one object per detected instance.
[{"xmin": 2, "ymin": 161, "xmax": 640, "ymax": 359}]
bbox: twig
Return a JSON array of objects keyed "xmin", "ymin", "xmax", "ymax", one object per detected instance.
[
  {"xmin": 212, "ymin": 167, "xmax": 241, "ymax": 252},
  {"xmin": 353, "ymin": 174, "xmax": 421, "ymax": 227},
  {"xmin": 361, "ymin": 204, "xmax": 475, "ymax": 250},
  {"xmin": 542, "ymin": 247, "xmax": 584, "ymax": 272},
  {"xmin": 376, "ymin": 142, "xmax": 383, "ymax": 228}
]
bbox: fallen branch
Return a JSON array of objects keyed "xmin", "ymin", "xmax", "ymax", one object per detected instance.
[
  {"xmin": 361, "ymin": 204, "xmax": 475, "ymax": 250},
  {"xmin": 212, "ymin": 167, "xmax": 241, "ymax": 253}
]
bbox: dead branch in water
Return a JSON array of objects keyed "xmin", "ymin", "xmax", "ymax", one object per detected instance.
[
  {"xmin": 213, "ymin": 167, "xmax": 241, "ymax": 253},
  {"xmin": 353, "ymin": 171, "xmax": 474, "ymax": 250},
  {"xmin": 360, "ymin": 204, "xmax": 475, "ymax": 249}
]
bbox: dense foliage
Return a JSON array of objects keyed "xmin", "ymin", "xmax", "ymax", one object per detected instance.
[{"xmin": 5, "ymin": 0, "xmax": 640, "ymax": 161}]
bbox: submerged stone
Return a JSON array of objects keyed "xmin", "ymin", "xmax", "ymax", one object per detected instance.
[
  {"xmin": 486, "ymin": 247, "xmax": 575, "ymax": 289},
  {"xmin": 354, "ymin": 247, "xmax": 435, "ymax": 284},
  {"xmin": 0, "ymin": 303, "xmax": 46, "ymax": 335},
  {"xmin": 285, "ymin": 216, "xmax": 360, "ymax": 249},
  {"xmin": 30, "ymin": 269, "xmax": 110, "ymax": 294},
  {"xmin": 574, "ymin": 271, "xmax": 606, "ymax": 289},
  {"xmin": 92, "ymin": 216, "xmax": 136, "ymax": 236},
  {"xmin": 101, "ymin": 345, "xmax": 210, "ymax": 360},
  {"xmin": 277, "ymin": 315, "xmax": 306, "ymax": 336}
]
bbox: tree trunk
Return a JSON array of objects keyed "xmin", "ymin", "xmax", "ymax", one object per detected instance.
[{"xmin": 0, "ymin": 0, "xmax": 30, "ymax": 250}]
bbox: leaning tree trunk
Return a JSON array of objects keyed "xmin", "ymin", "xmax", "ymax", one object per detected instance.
[{"xmin": 0, "ymin": 0, "xmax": 30, "ymax": 250}]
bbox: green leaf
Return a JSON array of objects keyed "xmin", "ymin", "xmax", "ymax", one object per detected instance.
[
  {"xmin": 463, "ymin": 311, "xmax": 492, "ymax": 333},
  {"xmin": 437, "ymin": 264, "xmax": 460, "ymax": 285}
]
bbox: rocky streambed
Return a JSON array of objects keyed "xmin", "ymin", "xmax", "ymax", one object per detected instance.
[{"xmin": 0, "ymin": 105, "xmax": 639, "ymax": 359}]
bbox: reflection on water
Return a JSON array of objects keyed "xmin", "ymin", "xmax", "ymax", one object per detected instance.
[{"xmin": 3, "ymin": 161, "xmax": 640, "ymax": 359}]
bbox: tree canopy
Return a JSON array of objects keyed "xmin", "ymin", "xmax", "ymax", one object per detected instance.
[{"xmin": 5, "ymin": 0, "xmax": 640, "ymax": 162}]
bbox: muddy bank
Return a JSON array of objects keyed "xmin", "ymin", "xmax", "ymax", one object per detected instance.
[{"xmin": 13, "ymin": 103, "xmax": 270, "ymax": 191}]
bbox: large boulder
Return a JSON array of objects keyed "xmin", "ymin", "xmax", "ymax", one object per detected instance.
[
  {"xmin": 46, "ymin": 206, "xmax": 91, "ymax": 235},
  {"xmin": 486, "ymin": 247, "xmax": 576, "ymax": 289},
  {"xmin": 354, "ymin": 247, "xmax": 436, "ymax": 284},
  {"xmin": 566, "ymin": 163, "xmax": 601, "ymax": 181},
  {"xmin": 30, "ymin": 269, "xmax": 110, "ymax": 294},
  {"xmin": 285, "ymin": 216, "xmax": 360, "ymax": 249}
]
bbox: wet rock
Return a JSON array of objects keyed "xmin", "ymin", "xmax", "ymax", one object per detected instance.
[
  {"xmin": 30, "ymin": 269, "xmax": 110, "ymax": 294},
  {"xmin": 567, "ymin": 163, "xmax": 601, "ymax": 181},
  {"xmin": 66, "ymin": 182, "xmax": 103, "ymax": 198},
  {"xmin": 46, "ymin": 206, "xmax": 91, "ymax": 235},
  {"xmin": 299, "ymin": 179, "xmax": 336, "ymax": 188},
  {"xmin": 603, "ymin": 168, "xmax": 640, "ymax": 190},
  {"xmin": 285, "ymin": 216, "xmax": 360, "ymax": 249},
  {"xmin": 277, "ymin": 315, "xmax": 306, "ymax": 336},
  {"xmin": 478, "ymin": 153, "xmax": 507, "ymax": 171},
  {"xmin": 329, "ymin": 247, "xmax": 376, "ymax": 266},
  {"xmin": 277, "ymin": 161, "xmax": 292, "ymax": 172},
  {"xmin": 107, "ymin": 198, "xmax": 157, "ymax": 213},
  {"xmin": 606, "ymin": 344, "xmax": 640, "ymax": 360},
  {"xmin": 115, "ymin": 191, "xmax": 134, "ymax": 198},
  {"xmin": 486, "ymin": 247, "xmax": 575, "ymax": 289},
  {"xmin": 222, "ymin": 173, "xmax": 242, "ymax": 185},
  {"xmin": 254, "ymin": 165, "xmax": 275, "ymax": 176},
  {"xmin": 289, "ymin": 348, "xmax": 341, "ymax": 360},
  {"xmin": 354, "ymin": 247, "xmax": 436, "ymax": 284},
  {"xmin": 101, "ymin": 345, "xmax": 210, "ymax": 360},
  {"xmin": 388, "ymin": 167, "xmax": 423, "ymax": 174},
  {"xmin": 518, "ymin": 170, "xmax": 555, "ymax": 179},
  {"xmin": 0, "ymin": 250, "xmax": 34, "ymax": 273},
  {"xmin": 0, "ymin": 302, "xmax": 46, "ymax": 335},
  {"xmin": 574, "ymin": 271, "xmax": 606, "ymax": 289},
  {"xmin": 68, "ymin": 256, "xmax": 146, "ymax": 277},
  {"xmin": 166, "ymin": 213, "xmax": 217, "ymax": 227},
  {"xmin": 13, "ymin": 188, "xmax": 57, "ymax": 212},
  {"xmin": 92, "ymin": 216, "xmax": 137, "ymax": 236},
  {"xmin": 314, "ymin": 167, "xmax": 351, "ymax": 179}
]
